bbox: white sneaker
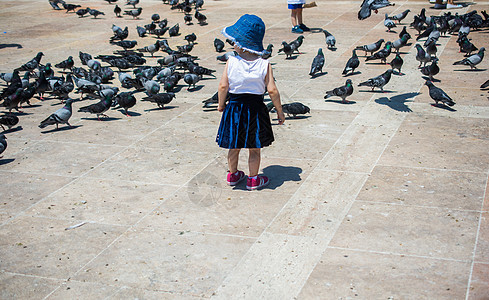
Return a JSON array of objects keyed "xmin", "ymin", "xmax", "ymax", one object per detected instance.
[{"xmin": 447, "ymin": 3, "xmax": 462, "ymax": 8}]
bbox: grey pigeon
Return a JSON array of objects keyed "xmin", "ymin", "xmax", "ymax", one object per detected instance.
[
  {"xmin": 323, "ymin": 30, "xmax": 336, "ymax": 50},
  {"xmin": 15, "ymin": 52, "xmax": 44, "ymax": 73},
  {"xmin": 366, "ymin": 41, "xmax": 393, "ymax": 64},
  {"xmin": 398, "ymin": 26, "xmax": 411, "ymax": 40},
  {"xmin": 39, "ymin": 98, "xmax": 74, "ymax": 129},
  {"xmin": 0, "ymin": 134, "xmax": 6, "ymax": 158},
  {"xmin": 110, "ymin": 40, "xmax": 137, "ymax": 51},
  {"xmin": 358, "ymin": 69, "xmax": 393, "ymax": 92},
  {"xmin": 420, "ymin": 57, "xmax": 439, "ymax": 81},
  {"xmin": 62, "ymin": 3, "xmax": 80, "ymax": 13},
  {"xmin": 425, "ymin": 80, "xmax": 455, "ymax": 107},
  {"xmin": 278, "ymin": 41, "xmax": 294, "ymax": 59},
  {"xmin": 216, "ymin": 51, "xmax": 237, "ymax": 62},
  {"xmin": 424, "ymin": 37, "xmax": 437, "ymax": 58},
  {"xmin": 195, "ymin": 9, "xmax": 207, "ymax": 25},
  {"xmin": 76, "ymin": 8, "xmax": 89, "ymax": 17},
  {"xmin": 88, "ymin": 8, "xmax": 105, "ymax": 18},
  {"xmin": 78, "ymin": 95, "xmax": 113, "ymax": 120},
  {"xmin": 112, "ymin": 92, "xmax": 136, "ymax": 116},
  {"xmin": 389, "ymin": 9, "xmax": 410, "ymax": 24},
  {"xmin": 453, "ymin": 47, "xmax": 485, "ymax": 69},
  {"xmin": 457, "ymin": 34, "xmax": 477, "ymax": 56},
  {"xmin": 358, "ymin": 0, "xmax": 394, "ymax": 20},
  {"xmin": 355, "ymin": 39, "xmax": 384, "ymax": 56},
  {"xmin": 79, "ymin": 51, "xmax": 92, "ymax": 65},
  {"xmin": 55, "ymin": 56, "xmax": 74, "ymax": 72},
  {"xmin": 324, "ymin": 79, "xmax": 354, "ymax": 103},
  {"xmin": 261, "ymin": 44, "xmax": 274, "ymax": 59},
  {"xmin": 2, "ymin": 88, "xmax": 24, "ymax": 112},
  {"xmin": 389, "ymin": 53, "xmax": 404, "ymax": 75},
  {"xmin": 281, "ymin": 103, "xmax": 310, "ymax": 118},
  {"xmin": 184, "ymin": 33, "xmax": 197, "ymax": 44},
  {"xmin": 137, "ymin": 42, "xmax": 160, "ymax": 57},
  {"xmin": 126, "ymin": 0, "xmax": 139, "ymax": 8},
  {"xmin": 343, "ymin": 49, "xmax": 360, "ymax": 76},
  {"xmin": 214, "ymin": 38, "xmax": 225, "ymax": 52},
  {"xmin": 141, "ymin": 92, "xmax": 175, "ymax": 108},
  {"xmin": 144, "ymin": 80, "xmax": 160, "ymax": 95},
  {"xmin": 0, "ymin": 114, "xmax": 19, "ymax": 131},
  {"xmin": 309, "ymin": 48, "xmax": 325, "ymax": 76},
  {"xmin": 124, "ymin": 7, "xmax": 142, "ymax": 19},
  {"xmin": 384, "ymin": 14, "xmax": 396, "ymax": 32},
  {"xmin": 136, "ymin": 26, "xmax": 147, "ymax": 37},
  {"xmin": 169, "ymin": 23, "xmax": 180, "ymax": 37},
  {"xmin": 87, "ymin": 59, "xmax": 101, "ymax": 71},
  {"xmin": 289, "ymin": 35, "xmax": 304, "ymax": 53},
  {"xmin": 0, "ymin": 72, "xmax": 14, "ymax": 84},
  {"xmin": 392, "ymin": 34, "xmax": 410, "ymax": 53},
  {"xmin": 415, "ymin": 44, "xmax": 431, "ymax": 68},
  {"xmin": 184, "ymin": 73, "xmax": 200, "ymax": 90}
]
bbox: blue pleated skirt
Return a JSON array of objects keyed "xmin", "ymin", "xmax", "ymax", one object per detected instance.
[{"xmin": 216, "ymin": 93, "xmax": 274, "ymax": 149}]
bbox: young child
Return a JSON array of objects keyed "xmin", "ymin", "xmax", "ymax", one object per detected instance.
[
  {"xmin": 217, "ymin": 14, "xmax": 285, "ymax": 191},
  {"xmin": 288, "ymin": 0, "xmax": 310, "ymax": 33}
]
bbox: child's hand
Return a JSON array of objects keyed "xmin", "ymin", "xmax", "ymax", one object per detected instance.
[
  {"xmin": 277, "ymin": 111, "xmax": 285, "ymax": 125},
  {"xmin": 218, "ymin": 104, "xmax": 226, "ymax": 112}
]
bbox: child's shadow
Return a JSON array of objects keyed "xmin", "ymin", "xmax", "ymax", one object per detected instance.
[{"xmin": 262, "ymin": 165, "xmax": 302, "ymax": 190}]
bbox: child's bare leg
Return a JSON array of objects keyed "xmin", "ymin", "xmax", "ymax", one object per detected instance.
[
  {"xmin": 296, "ymin": 8, "xmax": 303, "ymax": 25},
  {"xmin": 228, "ymin": 149, "xmax": 241, "ymax": 173},
  {"xmin": 290, "ymin": 9, "xmax": 298, "ymax": 27},
  {"xmin": 248, "ymin": 148, "xmax": 261, "ymax": 177}
]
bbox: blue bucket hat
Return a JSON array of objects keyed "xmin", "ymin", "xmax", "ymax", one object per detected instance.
[{"xmin": 222, "ymin": 14, "xmax": 265, "ymax": 55}]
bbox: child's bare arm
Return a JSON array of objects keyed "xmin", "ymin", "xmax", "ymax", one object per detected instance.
[
  {"xmin": 265, "ymin": 63, "xmax": 285, "ymax": 125},
  {"xmin": 218, "ymin": 62, "xmax": 229, "ymax": 112}
]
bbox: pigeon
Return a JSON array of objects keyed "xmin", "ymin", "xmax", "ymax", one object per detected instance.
[
  {"xmin": 366, "ymin": 41, "xmax": 392, "ymax": 64},
  {"xmin": 177, "ymin": 44, "xmax": 194, "ymax": 54},
  {"xmin": 261, "ymin": 44, "xmax": 274, "ymax": 59},
  {"xmin": 48, "ymin": 0, "xmax": 63, "ymax": 10},
  {"xmin": 88, "ymin": 8, "xmax": 105, "ymax": 18},
  {"xmin": 153, "ymin": 27, "xmax": 168, "ymax": 38},
  {"xmin": 342, "ymin": 49, "xmax": 360, "ymax": 76},
  {"xmin": 184, "ymin": 73, "xmax": 200, "ymax": 90},
  {"xmin": 143, "ymin": 80, "xmax": 160, "ymax": 96},
  {"xmin": 114, "ymin": 4, "xmax": 121, "ymax": 17},
  {"xmin": 87, "ymin": 59, "xmax": 101, "ymax": 71},
  {"xmin": 358, "ymin": 69, "xmax": 393, "ymax": 92},
  {"xmin": 19, "ymin": 83, "xmax": 37, "ymax": 107},
  {"xmin": 0, "ymin": 71, "xmax": 21, "ymax": 100},
  {"xmin": 158, "ymin": 19, "xmax": 168, "ymax": 29},
  {"xmin": 226, "ymin": 39, "xmax": 235, "ymax": 47},
  {"xmin": 0, "ymin": 72, "xmax": 14, "ymax": 84},
  {"xmin": 289, "ymin": 35, "xmax": 305, "ymax": 53},
  {"xmin": 481, "ymin": 79, "xmax": 489, "ymax": 89},
  {"xmin": 136, "ymin": 26, "xmax": 147, "ymax": 37},
  {"xmin": 389, "ymin": 9, "xmax": 410, "ymax": 24},
  {"xmin": 453, "ymin": 47, "xmax": 485, "ymax": 69},
  {"xmin": 309, "ymin": 48, "xmax": 325, "ymax": 76},
  {"xmin": 169, "ymin": 23, "xmax": 180, "ymax": 37},
  {"xmin": 2, "ymin": 88, "xmax": 23, "ymax": 112},
  {"xmin": 216, "ymin": 51, "xmax": 237, "ymax": 62},
  {"xmin": 424, "ymin": 37, "xmax": 437, "ymax": 58},
  {"xmin": 184, "ymin": 14, "xmax": 193, "ymax": 25},
  {"xmin": 79, "ymin": 51, "xmax": 93, "ymax": 66},
  {"xmin": 39, "ymin": 98, "xmax": 74, "ymax": 129},
  {"xmin": 323, "ymin": 30, "xmax": 336, "ymax": 50},
  {"xmin": 457, "ymin": 34, "xmax": 478, "ymax": 56},
  {"xmin": 49, "ymin": 73, "xmax": 74, "ymax": 100},
  {"xmin": 392, "ymin": 34, "xmax": 410, "ymax": 53},
  {"xmin": 137, "ymin": 42, "xmax": 160, "ymax": 57},
  {"xmin": 126, "ymin": 0, "xmax": 139, "ymax": 8},
  {"xmin": 78, "ymin": 95, "xmax": 113, "ymax": 120},
  {"xmin": 62, "ymin": 3, "xmax": 81, "ymax": 13},
  {"xmin": 389, "ymin": 53, "xmax": 404, "ymax": 75},
  {"xmin": 358, "ymin": 0, "xmax": 394, "ymax": 20},
  {"xmin": 416, "ymin": 24, "xmax": 434, "ymax": 41},
  {"xmin": 425, "ymin": 80, "xmax": 454, "ymax": 107},
  {"xmin": 324, "ymin": 79, "xmax": 354, "ymax": 103},
  {"xmin": 0, "ymin": 134, "xmax": 6, "ymax": 158},
  {"xmin": 185, "ymin": 33, "xmax": 197, "ymax": 44},
  {"xmin": 415, "ymin": 44, "xmax": 431, "ymax": 68},
  {"xmin": 420, "ymin": 57, "xmax": 439, "ymax": 81},
  {"xmin": 384, "ymin": 14, "xmax": 397, "ymax": 32},
  {"xmin": 281, "ymin": 102, "xmax": 311, "ymax": 118},
  {"xmin": 279, "ymin": 41, "xmax": 294, "ymax": 59},
  {"xmin": 104, "ymin": 0, "xmax": 118, "ymax": 3},
  {"xmin": 76, "ymin": 8, "xmax": 89, "ymax": 17},
  {"xmin": 15, "ymin": 52, "xmax": 44, "ymax": 73},
  {"xmin": 152, "ymin": 13, "xmax": 160, "ymax": 23},
  {"xmin": 111, "ymin": 25, "xmax": 128, "ymax": 41},
  {"xmin": 202, "ymin": 91, "xmax": 229, "ymax": 108},
  {"xmin": 214, "ymin": 38, "xmax": 225, "ymax": 52},
  {"xmin": 55, "ymin": 56, "xmax": 74, "ymax": 72},
  {"xmin": 195, "ymin": 9, "xmax": 207, "ymax": 25},
  {"xmin": 110, "ymin": 40, "xmax": 138, "ymax": 51},
  {"xmin": 144, "ymin": 22, "xmax": 156, "ymax": 33},
  {"xmin": 355, "ymin": 39, "xmax": 384, "ymax": 56},
  {"xmin": 112, "ymin": 92, "xmax": 136, "ymax": 116},
  {"xmin": 0, "ymin": 114, "xmax": 19, "ymax": 131},
  {"xmin": 141, "ymin": 92, "xmax": 175, "ymax": 108},
  {"xmin": 124, "ymin": 7, "xmax": 142, "ymax": 19},
  {"xmin": 398, "ymin": 26, "xmax": 411, "ymax": 41}
]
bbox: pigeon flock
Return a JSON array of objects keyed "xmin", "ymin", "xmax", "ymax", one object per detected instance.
[{"xmin": 0, "ymin": 0, "xmax": 488, "ymax": 161}]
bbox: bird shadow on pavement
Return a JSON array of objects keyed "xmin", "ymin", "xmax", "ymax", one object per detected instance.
[
  {"xmin": 431, "ymin": 103, "xmax": 457, "ymax": 111},
  {"xmin": 310, "ymin": 28, "xmax": 323, "ymax": 33},
  {"xmin": 41, "ymin": 125, "xmax": 82, "ymax": 134},
  {"xmin": 0, "ymin": 158, "xmax": 15, "ymax": 165},
  {"xmin": 1, "ymin": 126, "xmax": 22, "ymax": 134},
  {"xmin": 261, "ymin": 165, "xmax": 303, "ymax": 190},
  {"xmin": 421, "ymin": 76, "xmax": 440, "ymax": 82},
  {"xmin": 115, "ymin": 110, "xmax": 141, "ymax": 116},
  {"xmin": 285, "ymin": 55, "xmax": 300, "ymax": 60},
  {"xmin": 453, "ymin": 68, "xmax": 487, "ymax": 72},
  {"xmin": 375, "ymin": 92, "xmax": 420, "ymax": 112},
  {"xmin": 310, "ymin": 72, "xmax": 327, "ymax": 79},
  {"xmin": 81, "ymin": 117, "xmax": 121, "ymax": 121},
  {"xmin": 324, "ymin": 99, "xmax": 356, "ymax": 105},
  {"xmin": 343, "ymin": 71, "xmax": 361, "ymax": 77},
  {"xmin": 359, "ymin": 90, "xmax": 395, "ymax": 93},
  {"xmin": 144, "ymin": 105, "xmax": 178, "ymax": 111},
  {"xmin": 187, "ymin": 85, "xmax": 204, "ymax": 92},
  {"xmin": 0, "ymin": 44, "xmax": 22, "ymax": 49}
]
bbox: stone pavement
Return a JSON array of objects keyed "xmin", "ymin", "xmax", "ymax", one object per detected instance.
[{"xmin": 0, "ymin": 0, "xmax": 488, "ymax": 298}]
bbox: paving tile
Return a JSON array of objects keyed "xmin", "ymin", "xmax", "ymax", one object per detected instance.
[
  {"xmin": 107, "ymin": 286, "xmax": 201, "ymax": 300},
  {"xmin": 475, "ymin": 212, "xmax": 489, "ymax": 263},
  {"xmin": 48, "ymin": 281, "xmax": 120, "ymax": 300},
  {"xmin": 0, "ymin": 272, "xmax": 60, "ymax": 299},
  {"xmin": 0, "ymin": 216, "xmax": 127, "ymax": 278},
  {"xmin": 72, "ymin": 228, "xmax": 255, "ymax": 297},
  {"xmin": 25, "ymin": 177, "xmax": 176, "ymax": 226},
  {"xmin": 0, "ymin": 172, "xmax": 75, "ymax": 224},
  {"xmin": 469, "ymin": 262, "xmax": 489, "ymax": 300},
  {"xmin": 358, "ymin": 165, "xmax": 487, "ymax": 210},
  {"xmin": 329, "ymin": 201, "xmax": 479, "ymax": 260},
  {"xmin": 298, "ymin": 248, "xmax": 470, "ymax": 299}
]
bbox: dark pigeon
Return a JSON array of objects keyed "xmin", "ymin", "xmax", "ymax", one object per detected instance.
[
  {"xmin": 325, "ymin": 79, "xmax": 354, "ymax": 103},
  {"xmin": 358, "ymin": 69, "xmax": 393, "ymax": 92},
  {"xmin": 425, "ymin": 80, "xmax": 455, "ymax": 107}
]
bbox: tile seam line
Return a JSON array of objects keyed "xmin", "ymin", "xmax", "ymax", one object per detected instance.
[
  {"xmin": 2, "ymin": 101, "xmax": 202, "ymax": 228},
  {"xmin": 376, "ymin": 163, "xmax": 489, "ymax": 174},
  {"xmin": 465, "ymin": 170, "xmax": 489, "ymax": 300},
  {"xmin": 327, "ymin": 246, "xmax": 474, "ymax": 263},
  {"xmin": 354, "ymin": 199, "xmax": 486, "ymax": 213}
]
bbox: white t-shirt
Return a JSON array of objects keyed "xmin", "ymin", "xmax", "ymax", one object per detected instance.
[
  {"xmin": 287, "ymin": 0, "xmax": 306, "ymax": 4},
  {"xmin": 227, "ymin": 55, "xmax": 269, "ymax": 95}
]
